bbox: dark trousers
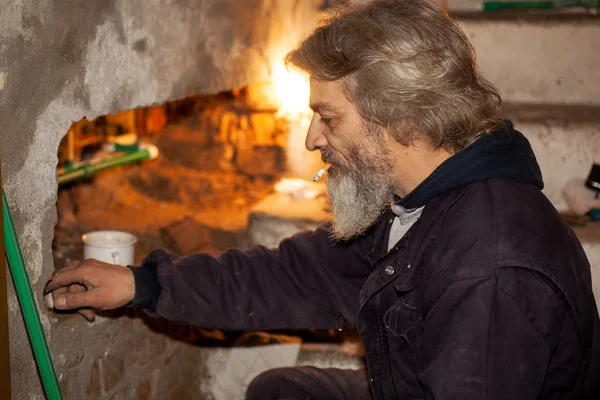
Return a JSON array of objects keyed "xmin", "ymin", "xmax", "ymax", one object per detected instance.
[{"xmin": 245, "ymin": 367, "xmax": 373, "ymax": 400}]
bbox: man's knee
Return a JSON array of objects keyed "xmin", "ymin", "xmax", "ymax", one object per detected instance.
[
  {"xmin": 245, "ymin": 366, "xmax": 371, "ymax": 400},
  {"xmin": 246, "ymin": 368, "xmax": 294, "ymax": 400}
]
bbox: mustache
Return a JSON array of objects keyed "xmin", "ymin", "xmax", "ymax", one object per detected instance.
[{"xmin": 320, "ymin": 147, "xmax": 337, "ymax": 164}]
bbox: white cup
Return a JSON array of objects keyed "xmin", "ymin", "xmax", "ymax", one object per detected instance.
[{"xmin": 82, "ymin": 231, "xmax": 137, "ymax": 266}]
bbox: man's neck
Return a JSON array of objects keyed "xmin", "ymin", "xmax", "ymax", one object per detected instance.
[{"xmin": 389, "ymin": 139, "xmax": 455, "ymax": 198}]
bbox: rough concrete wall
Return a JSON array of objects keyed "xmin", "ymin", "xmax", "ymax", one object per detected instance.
[
  {"xmin": 459, "ymin": 16, "xmax": 600, "ymax": 105},
  {"xmin": 0, "ymin": 0, "xmax": 324, "ymax": 398}
]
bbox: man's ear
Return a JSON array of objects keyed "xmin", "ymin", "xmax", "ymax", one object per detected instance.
[{"xmin": 381, "ymin": 123, "xmax": 421, "ymax": 154}]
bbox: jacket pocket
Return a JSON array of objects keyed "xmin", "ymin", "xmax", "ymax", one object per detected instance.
[{"xmin": 383, "ymin": 297, "xmax": 424, "ymax": 399}]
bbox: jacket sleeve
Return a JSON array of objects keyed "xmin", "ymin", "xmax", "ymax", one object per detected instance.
[
  {"xmin": 417, "ymin": 268, "xmax": 568, "ymax": 399},
  {"xmin": 129, "ymin": 223, "xmax": 375, "ymax": 331}
]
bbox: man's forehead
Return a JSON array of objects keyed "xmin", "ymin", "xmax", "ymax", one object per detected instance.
[{"xmin": 309, "ymin": 78, "xmax": 347, "ymax": 112}]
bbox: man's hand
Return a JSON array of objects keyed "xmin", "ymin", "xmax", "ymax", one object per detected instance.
[{"xmin": 44, "ymin": 259, "xmax": 135, "ymax": 321}]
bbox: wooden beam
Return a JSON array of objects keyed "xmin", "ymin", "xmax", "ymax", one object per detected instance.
[{"xmin": 0, "ymin": 162, "xmax": 12, "ymax": 399}]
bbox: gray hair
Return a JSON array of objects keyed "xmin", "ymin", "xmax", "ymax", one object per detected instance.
[{"xmin": 286, "ymin": 0, "xmax": 502, "ymax": 151}]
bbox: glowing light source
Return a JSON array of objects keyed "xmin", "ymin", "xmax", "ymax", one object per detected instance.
[
  {"xmin": 273, "ymin": 64, "xmax": 310, "ymax": 116},
  {"xmin": 269, "ymin": 59, "xmax": 322, "ymax": 179}
]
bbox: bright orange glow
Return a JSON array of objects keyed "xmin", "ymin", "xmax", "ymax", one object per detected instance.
[{"xmin": 273, "ymin": 64, "xmax": 311, "ymax": 116}]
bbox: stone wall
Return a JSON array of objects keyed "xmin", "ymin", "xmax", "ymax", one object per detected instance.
[
  {"xmin": 1, "ymin": 1, "xmax": 599, "ymax": 399},
  {"xmin": 0, "ymin": 1, "xmax": 325, "ymax": 398}
]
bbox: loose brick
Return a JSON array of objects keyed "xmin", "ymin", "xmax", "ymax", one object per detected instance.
[{"xmin": 160, "ymin": 217, "xmax": 212, "ymax": 255}]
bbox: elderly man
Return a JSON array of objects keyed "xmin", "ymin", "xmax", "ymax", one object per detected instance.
[{"xmin": 46, "ymin": 0, "xmax": 599, "ymax": 398}]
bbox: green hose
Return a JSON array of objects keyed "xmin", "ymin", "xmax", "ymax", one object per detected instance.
[
  {"xmin": 58, "ymin": 147, "xmax": 150, "ymax": 185},
  {"xmin": 484, "ymin": 1, "xmax": 555, "ymax": 9},
  {"xmin": 483, "ymin": 0, "xmax": 596, "ymax": 10},
  {"xmin": 3, "ymin": 190, "xmax": 63, "ymax": 400}
]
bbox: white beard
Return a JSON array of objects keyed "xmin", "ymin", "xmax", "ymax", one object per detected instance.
[
  {"xmin": 321, "ymin": 121, "xmax": 395, "ymax": 241},
  {"xmin": 326, "ymin": 166, "xmax": 393, "ymax": 241}
]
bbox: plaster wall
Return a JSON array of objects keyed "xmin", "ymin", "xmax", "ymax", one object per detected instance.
[{"xmin": 0, "ymin": 1, "xmax": 324, "ymax": 398}]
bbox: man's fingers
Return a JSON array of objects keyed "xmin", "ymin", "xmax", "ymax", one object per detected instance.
[
  {"xmin": 45, "ymin": 283, "xmax": 88, "ymax": 310},
  {"xmin": 45, "ymin": 267, "xmax": 88, "ymax": 294},
  {"xmin": 46, "ymin": 283, "xmax": 97, "ymax": 320},
  {"xmin": 67, "ymin": 283, "xmax": 87, "ymax": 294},
  {"xmin": 67, "ymin": 284, "xmax": 96, "ymax": 320},
  {"xmin": 54, "ymin": 290, "xmax": 101, "ymax": 310},
  {"xmin": 51, "ymin": 286, "xmax": 70, "ymax": 297},
  {"xmin": 44, "ymin": 285, "xmax": 69, "ymax": 309}
]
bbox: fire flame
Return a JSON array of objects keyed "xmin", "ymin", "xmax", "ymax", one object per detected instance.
[
  {"xmin": 271, "ymin": 60, "xmax": 322, "ymax": 180},
  {"xmin": 273, "ymin": 64, "xmax": 310, "ymax": 116}
]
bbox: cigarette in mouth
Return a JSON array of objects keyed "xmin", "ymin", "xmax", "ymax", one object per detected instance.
[{"xmin": 313, "ymin": 163, "xmax": 332, "ymax": 182}]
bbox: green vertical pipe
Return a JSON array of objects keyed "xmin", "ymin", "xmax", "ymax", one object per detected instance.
[
  {"xmin": 3, "ymin": 190, "xmax": 62, "ymax": 400},
  {"xmin": 58, "ymin": 148, "xmax": 150, "ymax": 185},
  {"xmin": 0, "ymin": 167, "xmax": 12, "ymax": 399}
]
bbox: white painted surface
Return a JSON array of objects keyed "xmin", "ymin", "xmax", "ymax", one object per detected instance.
[{"xmin": 460, "ymin": 19, "xmax": 600, "ymax": 105}]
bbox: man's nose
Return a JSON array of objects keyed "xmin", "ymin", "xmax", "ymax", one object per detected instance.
[{"xmin": 305, "ymin": 116, "xmax": 328, "ymax": 151}]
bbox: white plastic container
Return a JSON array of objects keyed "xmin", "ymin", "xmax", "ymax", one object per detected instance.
[{"xmin": 82, "ymin": 231, "xmax": 137, "ymax": 266}]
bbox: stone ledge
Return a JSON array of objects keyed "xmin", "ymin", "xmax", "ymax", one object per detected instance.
[
  {"xmin": 246, "ymin": 185, "xmax": 331, "ymax": 248},
  {"xmin": 501, "ymin": 103, "xmax": 600, "ymax": 124}
]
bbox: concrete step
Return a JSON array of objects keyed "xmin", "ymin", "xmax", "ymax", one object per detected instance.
[
  {"xmin": 450, "ymin": 14, "xmax": 600, "ymax": 105},
  {"xmin": 499, "ymin": 103, "xmax": 600, "ymax": 212}
]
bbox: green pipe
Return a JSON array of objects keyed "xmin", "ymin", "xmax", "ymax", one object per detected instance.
[
  {"xmin": 58, "ymin": 148, "xmax": 150, "ymax": 185},
  {"xmin": 3, "ymin": 190, "xmax": 62, "ymax": 400},
  {"xmin": 112, "ymin": 143, "xmax": 141, "ymax": 152},
  {"xmin": 0, "ymin": 169, "xmax": 11, "ymax": 399},
  {"xmin": 483, "ymin": 0, "xmax": 596, "ymax": 10},
  {"xmin": 484, "ymin": 1, "xmax": 554, "ymax": 9}
]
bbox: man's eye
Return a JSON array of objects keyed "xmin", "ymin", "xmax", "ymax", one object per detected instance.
[{"xmin": 321, "ymin": 117, "xmax": 332, "ymax": 125}]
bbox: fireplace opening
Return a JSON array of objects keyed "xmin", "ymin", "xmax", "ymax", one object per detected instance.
[
  {"xmin": 51, "ymin": 74, "xmax": 362, "ymax": 352},
  {"xmin": 54, "ymin": 87, "xmax": 278, "ymax": 262}
]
